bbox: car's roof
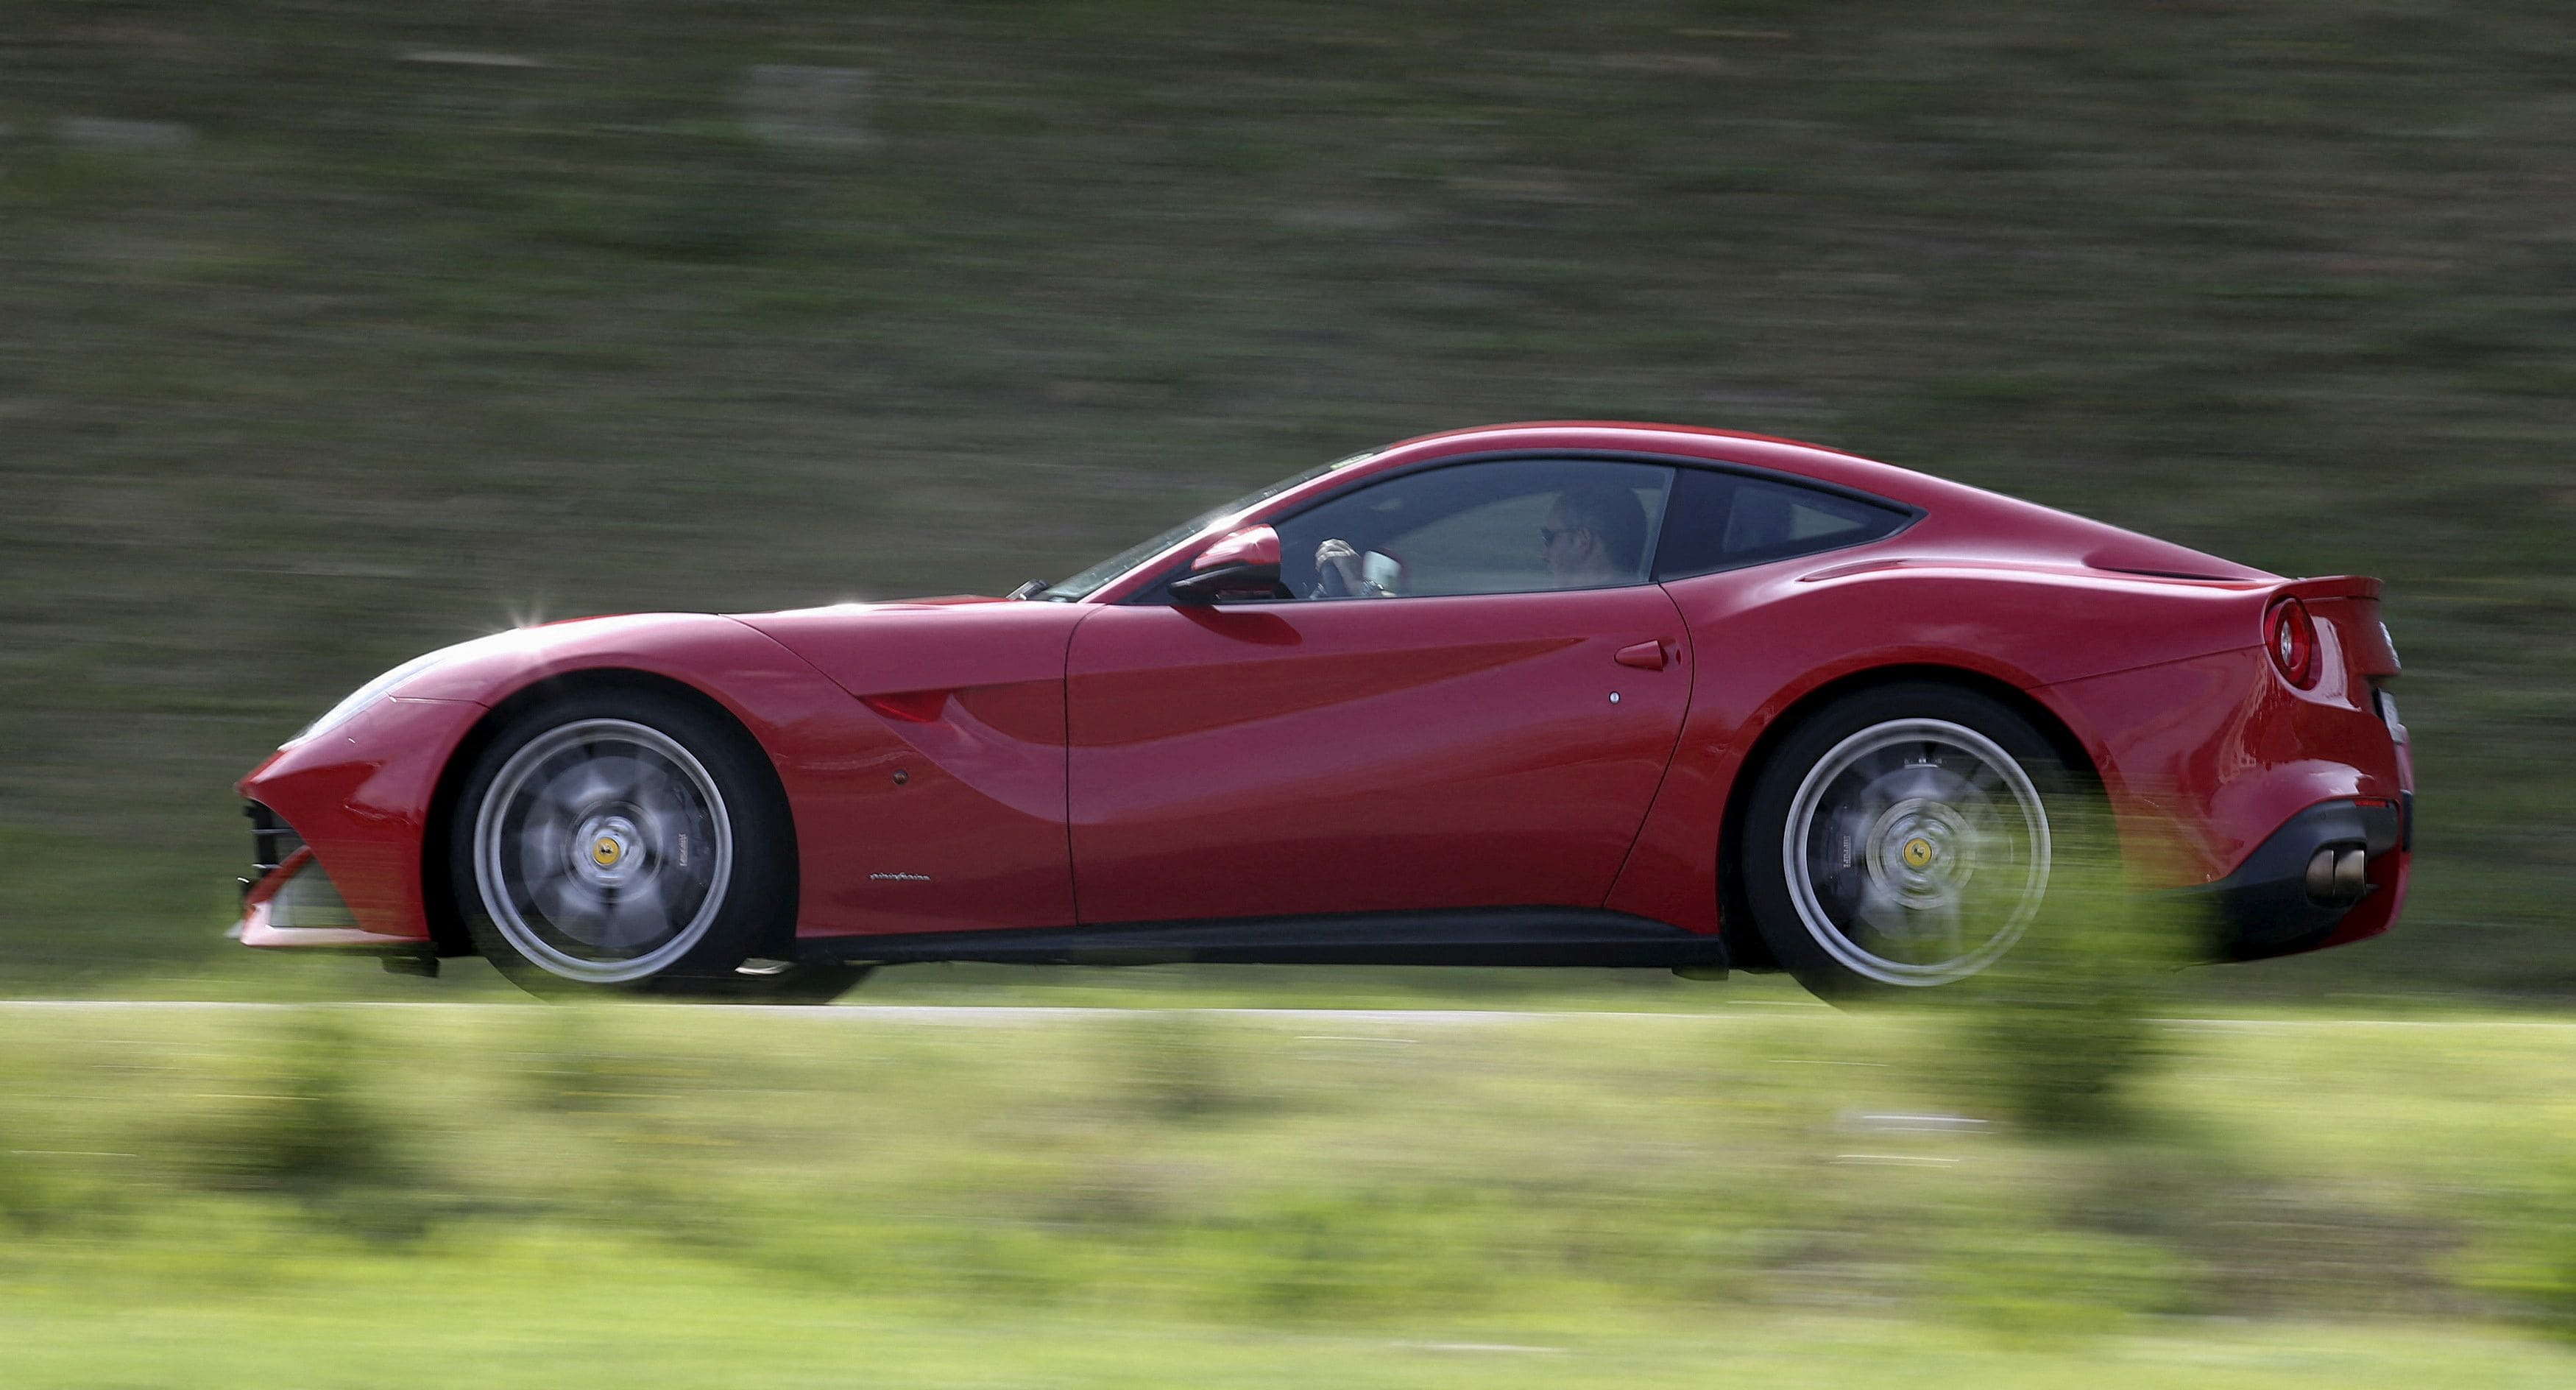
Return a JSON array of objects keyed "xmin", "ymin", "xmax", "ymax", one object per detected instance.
[
  {"xmin": 1358, "ymin": 421, "xmax": 1951, "ymax": 506},
  {"xmin": 1387, "ymin": 420, "xmax": 1867, "ymax": 460}
]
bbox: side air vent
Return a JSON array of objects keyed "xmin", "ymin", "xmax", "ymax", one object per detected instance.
[{"xmin": 244, "ymin": 802, "xmax": 304, "ymax": 883}]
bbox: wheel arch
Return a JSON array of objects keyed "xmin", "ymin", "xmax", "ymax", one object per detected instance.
[
  {"xmin": 1716, "ymin": 663, "xmax": 2103, "ymax": 971},
  {"xmin": 420, "ymin": 666, "xmax": 800, "ymax": 959}
]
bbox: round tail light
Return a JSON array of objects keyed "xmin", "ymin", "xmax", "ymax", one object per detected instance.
[{"xmin": 2268, "ymin": 599, "xmax": 2318, "ymax": 688}]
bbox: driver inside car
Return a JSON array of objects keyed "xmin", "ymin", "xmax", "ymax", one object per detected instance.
[
  {"xmin": 1539, "ymin": 481, "xmax": 1649, "ymax": 589},
  {"xmin": 1309, "ymin": 537, "xmax": 1401, "ymax": 598},
  {"xmin": 1309, "ymin": 481, "xmax": 1651, "ymax": 598}
]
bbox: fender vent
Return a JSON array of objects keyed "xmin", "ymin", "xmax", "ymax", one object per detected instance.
[{"xmin": 244, "ymin": 802, "xmax": 303, "ymax": 880}]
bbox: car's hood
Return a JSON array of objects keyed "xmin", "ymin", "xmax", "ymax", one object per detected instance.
[
  {"xmin": 374, "ymin": 611, "xmax": 793, "ymax": 706},
  {"xmin": 732, "ymin": 598, "xmax": 1091, "ymax": 699},
  {"xmin": 366, "ymin": 598, "xmax": 1090, "ymax": 711},
  {"xmin": 753, "ymin": 594, "xmax": 1016, "ymax": 613}
]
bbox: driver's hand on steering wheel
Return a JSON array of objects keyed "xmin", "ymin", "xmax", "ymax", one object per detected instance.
[{"xmin": 1314, "ymin": 538, "xmax": 1366, "ymax": 596}]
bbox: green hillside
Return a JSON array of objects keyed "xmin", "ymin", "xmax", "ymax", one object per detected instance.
[{"xmin": 2, "ymin": 1, "xmax": 2569, "ymax": 994}]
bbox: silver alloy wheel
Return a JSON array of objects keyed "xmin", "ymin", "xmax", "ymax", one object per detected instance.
[
  {"xmin": 472, "ymin": 718, "xmax": 735, "ymax": 984},
  {"xmin": 1780, "ymin": 717, "xmax": 2052, "ymax": 987}
]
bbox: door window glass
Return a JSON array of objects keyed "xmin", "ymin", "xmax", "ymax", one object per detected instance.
[
  {"xmin": 1652, "ymin": 468, "xmax": 1912, "ymax": 579},
  {"xmin": 1276, "ymin": 459, "xmax": 1673, "ymax": 599}
]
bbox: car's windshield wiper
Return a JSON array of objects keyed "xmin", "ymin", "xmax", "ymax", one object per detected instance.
[{"xmin": 1005, "ymin": 579, "xmax": 1050, "ymax": 601}]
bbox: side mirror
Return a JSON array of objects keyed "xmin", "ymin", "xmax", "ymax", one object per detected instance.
[{"xmin": 1169, "ymin": 524, "xmax": 1288, "ymax": 604}]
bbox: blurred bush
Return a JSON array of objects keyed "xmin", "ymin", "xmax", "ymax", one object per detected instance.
[
  {"xmin": 1937, "ymin": 815, "xmax": 2187, "ymax": 1135},
  {"xmin": 1923, "ymin": 1226, "xmax": 2195, "ymax": 1343},
  {"xmin": 1111, "ymin": 1009, "xmax": 1274, "ymax": 1123},
  {"xmin": 2462, "ymin": 1174, "xmax": 2576, "ymax": 1342},
  {"xmin": 182, "ymin": 1012, "xmax": 429, "ymax": 1236},
  {"xmin": 0, "ymin": 1144, "xmax": 57, "ymax": 1235}
]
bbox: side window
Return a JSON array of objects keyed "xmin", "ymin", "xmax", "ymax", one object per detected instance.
[
  {"xmin": 1276, "ymin": 459, "xmax": 1673, "ymax": 599},
  {"xmin": 1653, "ymin": 468, "xmax": 1911, "ymax": 580}
]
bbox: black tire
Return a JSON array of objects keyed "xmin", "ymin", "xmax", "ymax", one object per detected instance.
[
  {"xmin": 447, "ymin": 688, "xmax": 849, "ymax": 1002},
  {"xmin": 1739, "ymin": 682, "xmax": 2082, "ymax": 1003}
]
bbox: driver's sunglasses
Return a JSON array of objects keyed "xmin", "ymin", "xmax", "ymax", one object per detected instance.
[{"xmin": 1539, "ymin": 526, "xmax": 1579, "ymax": 547}]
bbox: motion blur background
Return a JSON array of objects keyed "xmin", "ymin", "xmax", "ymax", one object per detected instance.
[{"xmin": 4, "ymin": 3, "xmax": 2574, "ymax": 1384}]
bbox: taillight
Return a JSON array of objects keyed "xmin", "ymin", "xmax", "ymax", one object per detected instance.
[{"xmin": 2268, "ymin": 599, "xmax": 2318, "ymax": 688}]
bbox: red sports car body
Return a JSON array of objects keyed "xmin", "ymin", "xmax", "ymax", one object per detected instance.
[{"xmin": 235, "ymin": 423, "xmax": 2412, "ymax": 1001}]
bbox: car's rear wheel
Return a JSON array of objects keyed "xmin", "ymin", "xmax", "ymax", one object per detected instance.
[
  {"xmin": 449, "ymin": 689, "xmax": 865, "ymax": 1003},
  {"xmin": 1741, "ymin": 682, "xmax": 2078, "ymax": 1001}
]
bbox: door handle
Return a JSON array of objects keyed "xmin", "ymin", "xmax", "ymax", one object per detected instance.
[{"xmin": 1614, "ymin": 640, "xmax": 1669, "ymax": 671}]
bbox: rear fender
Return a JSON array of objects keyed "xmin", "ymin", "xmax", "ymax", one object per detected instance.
[
  {"xmin": 1606, "ymin": 563, "xmax": 2365, "ymax": 936},
  {"xmin": 2037, "ymin": 643, "xmax": 2407, "ymax": 888}
]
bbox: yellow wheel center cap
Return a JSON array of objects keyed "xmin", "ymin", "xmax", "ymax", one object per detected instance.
[
  {"xmin": 1903, "ymin": 837, "xmax": 1934, "ymax": 869},
  {"xmin": 592, "ymin": 836, "xmax": 624, "ymax": 868}
]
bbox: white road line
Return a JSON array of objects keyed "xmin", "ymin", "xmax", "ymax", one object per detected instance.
[
  {"xmin": 0, "ymin": 1001, "xmax": 2567, "ymax": 1028},
  {"xmin": 0, "ymin": 1001, "xmax": 1735, "ymax": 1023},
  {"xmin": 2153, "ymin": 1017, "xmax": 2576, "ymax": 1029}
]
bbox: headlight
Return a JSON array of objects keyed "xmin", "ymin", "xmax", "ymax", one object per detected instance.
[{"xmin": 290, "ymin": 631, "xmax": 528, "ymax": 744}]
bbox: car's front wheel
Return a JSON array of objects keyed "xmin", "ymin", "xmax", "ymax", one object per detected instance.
[
  {"xmin": 448, "ymin": 689, "xmax": 864, "ymax": 1003},
  {"xmin": 1740, "ymin": 682, "xmax": 2080, "ymax": 1001}
]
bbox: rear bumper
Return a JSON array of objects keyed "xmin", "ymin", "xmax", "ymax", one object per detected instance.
[{"xmin": 2182, "ymin": 796, "xmax": 2410, "ymax": 962}]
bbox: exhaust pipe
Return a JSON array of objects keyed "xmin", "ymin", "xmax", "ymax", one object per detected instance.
[{"xmin": 2305, "ymin": 845, "xmax": 2368, "ymax": 904}]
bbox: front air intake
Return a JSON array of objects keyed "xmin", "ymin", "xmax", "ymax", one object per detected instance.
[
  {"xmin": 244, "ymin": 802, "xmax": 303, "ymax": 888},
  {"xmin": 266, "ymin": 855, "xmax": 361, "ymax": 930}
]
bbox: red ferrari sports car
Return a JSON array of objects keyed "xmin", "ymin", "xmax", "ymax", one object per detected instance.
[{"xmin": 233, "ymin": 423, "xmax": 2412, "ymax": 1001}]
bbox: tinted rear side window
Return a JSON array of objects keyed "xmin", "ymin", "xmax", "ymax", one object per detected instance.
[{"xmin": 1652, "ymin": 468, "xmax": 1912, "ymax": 580}]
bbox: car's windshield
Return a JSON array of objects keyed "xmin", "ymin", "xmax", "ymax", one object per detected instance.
[{"xmin": 1031, "ymin": 450, "xmax": 1381, "ymax": 600}]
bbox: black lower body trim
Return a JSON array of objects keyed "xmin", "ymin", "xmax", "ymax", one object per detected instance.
[
  {"xmin": 2181, "ymin": 798, "xmax": 2403, "ymax": 962},
  {"xmin": 797, "ymin": 907, "xmax": 1729, "ymax": 971}
]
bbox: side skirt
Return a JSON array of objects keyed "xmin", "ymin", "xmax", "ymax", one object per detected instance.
[{"xmin": 797, "ymin": 907, "xmax": 1729, "ymax": 972}]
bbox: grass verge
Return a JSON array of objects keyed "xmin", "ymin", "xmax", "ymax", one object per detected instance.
[{"xmin": 1, "ymin": 1004, "xmax": 2570, "ymax": 1383}]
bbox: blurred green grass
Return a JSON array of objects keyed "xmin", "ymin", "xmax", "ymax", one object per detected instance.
[
  {"xmin": 3, "ymin": 1004, "xmax": 2574, "ymax": 1383},
  {"xmin": 1, "ymin": 1, "xmax": 2571, "ymax": 994}
]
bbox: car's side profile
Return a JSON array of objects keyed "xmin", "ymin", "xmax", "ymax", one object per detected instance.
[{"xmin": 233, "ymin": 423, "xmax": 2413, "ymax": 1002}]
